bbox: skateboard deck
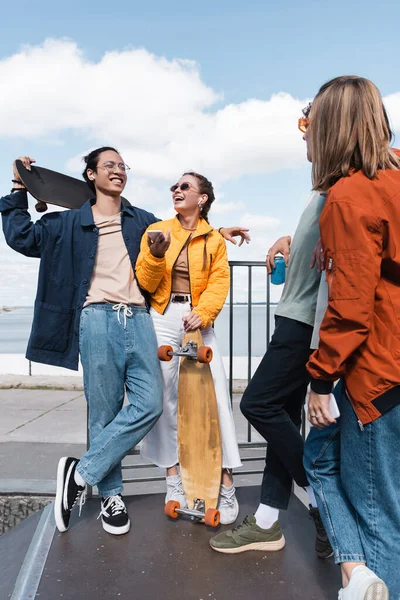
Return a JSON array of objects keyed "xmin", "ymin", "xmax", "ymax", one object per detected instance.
[
  {"xmin": 177, "ymin": 329, "xmax": 222, "ymax": 520},
  {"xmin": 15, "ymin": 160, "xmax": 129, "ymax": 212}
]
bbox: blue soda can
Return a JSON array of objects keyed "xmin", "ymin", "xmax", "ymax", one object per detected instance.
[{"xmin": 271, "ymin": 256, "xmax": 286, "ymax": 285}]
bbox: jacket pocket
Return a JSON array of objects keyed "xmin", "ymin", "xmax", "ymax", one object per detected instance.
[
  {"xmin": 30, "ymin": 302, "xmax": 75, "ymax": 353},
  {"xmin": 327, "ymin": 251, "xmax": 361, "ymax": 301}
]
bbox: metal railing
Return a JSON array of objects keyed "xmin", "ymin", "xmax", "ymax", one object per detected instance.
[{"xmin": 228, "ymin": 261, "xmax": 271, "ymax": 445}]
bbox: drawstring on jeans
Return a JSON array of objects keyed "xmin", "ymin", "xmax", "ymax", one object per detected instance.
[{"xmin": 112, "ymin": 303, "xmax": 133, "ymax": 329}]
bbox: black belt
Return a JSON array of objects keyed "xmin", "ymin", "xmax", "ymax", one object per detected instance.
[{"xmin": 171, "ymin": 294, "xmax": 190, "ymax": 303}]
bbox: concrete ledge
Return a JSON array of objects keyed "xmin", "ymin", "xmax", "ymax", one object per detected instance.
[
  {"xmin": 0, "ymin": 375, "xmax": 84, "ymax": 391},
  {"xmin": 0, "ymin": 480, "xmax": 56, "ymax": 496},
  {"xmin": 0, "ymin": 374, "xmax": 248, "ymax": 393}
]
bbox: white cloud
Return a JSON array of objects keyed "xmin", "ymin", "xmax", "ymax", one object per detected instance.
[
  {"xmin": 0, "ymin": 38, "xmax": 310, "ymax": 185},
  {"xmin": 2, "ymin": 39, "xmax": 400, "ymax": 185},
  {"xmin": 384, "ymin": 92, "xmax": 400, "ymax": 132}
]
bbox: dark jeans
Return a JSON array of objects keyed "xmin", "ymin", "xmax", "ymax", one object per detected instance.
[{"xmin": 240, "ymin": 315, "xmax": 312, "ymax": 509}]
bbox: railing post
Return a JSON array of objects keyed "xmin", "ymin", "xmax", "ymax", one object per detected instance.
[
  {"xmin": 247, "ymin": 266, "xmax": 252, "ymax": 443},
  {"xmin": 229, "ymin": 264, "xmax": 234, "ymax": 405}
]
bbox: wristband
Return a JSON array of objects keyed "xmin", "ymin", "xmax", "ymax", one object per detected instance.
[
  {"xmin": 11, "ymin": 187, "xmax": 27, "ymax": 193},
  {"xmin": 218, "ymin": 227, "xmax": 224, "ymax": 234},
  {"xmin": 12, "ymin": 179, "xmax": 23, "ymax": 184}
]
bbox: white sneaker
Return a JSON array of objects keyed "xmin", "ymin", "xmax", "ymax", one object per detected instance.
[
  {"xmin": 217, "ymin": 484, "xmax": 239, "ymax": 525},
  {"xmin": 338, "ymin": 566, "xmax": 389, "ymax": 600},
  {"xmin": 165, "ymin": 475, "xmax": 187, "ymax": 508}
]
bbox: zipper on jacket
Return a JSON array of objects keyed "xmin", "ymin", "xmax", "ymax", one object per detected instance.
[
  {"xmin": 344, "ymin": 384, "xmax": 365, "ymax": 432},
  {"xmin": 187, "ymin": 246, "xmax": 192, "ymax": 307}
]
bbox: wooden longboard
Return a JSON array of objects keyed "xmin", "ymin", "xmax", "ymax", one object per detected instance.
[
  {"xmin": 177, "ymin": 329, "xmax": 222, "ymax": 514},
  {"xmin": 15, "ymin": 160, "xmax": 129, "ymax": 212}
]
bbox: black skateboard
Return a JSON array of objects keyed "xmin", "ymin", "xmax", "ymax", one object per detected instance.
[{"xmin": 15, "ymin": 160, "xmax": 130, "ymax": 212}]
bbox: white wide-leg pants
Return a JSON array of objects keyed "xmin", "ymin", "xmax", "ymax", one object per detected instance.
[{"xmin": 140, "ymin": 302, "xmax": 242, "ymax": 469}]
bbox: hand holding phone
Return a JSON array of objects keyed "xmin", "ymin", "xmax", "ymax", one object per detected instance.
[
  {"xmin": 147, "ymin": 229, "xmax": 171, "ymax": 258},
  {"xmin": 305, "ymin": 391, "xmax": 340, "ymax": 426}
]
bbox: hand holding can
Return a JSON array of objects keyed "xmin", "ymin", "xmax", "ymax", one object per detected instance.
[{"xmin": 271, "ymin": 256, "xmax": 286, "ymax": 285}]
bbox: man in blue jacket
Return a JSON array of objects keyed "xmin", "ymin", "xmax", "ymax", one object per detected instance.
[
  {"xmin": 1, "ymin": 147, "xmax": 249, "ymax": 537},
  {"xmin": 1, "ymin": 147, "xmax": 164, "ymax": 535}
]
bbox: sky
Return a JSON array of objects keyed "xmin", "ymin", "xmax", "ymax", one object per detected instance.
[{"xmin": 1, "ymin": 0, "xmax": 400, "ymax": 305}]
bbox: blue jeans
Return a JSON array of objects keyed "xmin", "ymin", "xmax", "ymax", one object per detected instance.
[
  {"xmin": 76, "ymin": 304, "xmax": 163, "ymax": 497},
  {"xmin": 304, "ymin": 382, "xmax": 400, "ymax": 597}
]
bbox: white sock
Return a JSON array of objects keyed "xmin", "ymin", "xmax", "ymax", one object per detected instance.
[
  {"xmin": 306, "ymin": 485, "xmax": 318, "ymax": 508},
  {"xmin": 74, "ymin": 468, "xmax": 86, "ymax": 487},
  {"xmin": 254, "ymin": 503, "xmax": 279, "ymax": 529}
]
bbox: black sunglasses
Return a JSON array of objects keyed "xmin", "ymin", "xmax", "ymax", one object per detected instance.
[{"xmin": 170, "ymin": 182, "xmax": 200, "ymax": 193}]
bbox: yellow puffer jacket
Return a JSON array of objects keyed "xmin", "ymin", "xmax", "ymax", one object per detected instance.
[{"xmin": 136, "ymin": 216, "xmax": 230, "ymax": 328}]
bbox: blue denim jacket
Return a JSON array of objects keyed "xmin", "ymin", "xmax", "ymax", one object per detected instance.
[{"xmin": 0, "ymin": 190, "xmax": 158, "ymax": 370}]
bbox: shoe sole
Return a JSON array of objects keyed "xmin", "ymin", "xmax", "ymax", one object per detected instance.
[
  {"xmin": 365, "ymin": 582, "xmax": 389, "ymax": 600},
  {"xmin": 102, "ymin": 518, "xmax": 131, "ymax": 535},
  {"xmin": 210, "ymin": 535, "xmax": 286, "ymax": 554},
  {"xmin": 317, "ymin": 550, "xmax": 334, "ymax": 559},
  {"xmin": 54, "ymin": 457, "xmax": 70, "ymax": 533}
]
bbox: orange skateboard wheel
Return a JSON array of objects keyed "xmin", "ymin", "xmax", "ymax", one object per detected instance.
[
  {"xmin": 164, "ymin": 500, "xmax": 180, "ymax": 518},
  {"xmin": 204, "ymin": 508, "xmax": 220, "ymax": 527},
  {"xmin": 196, "ymin": 346, "xmax": 213, "ymax": 363},
  {"xmin": 158, "ymin": 345, "xmax": 173, "ymax": 361}
]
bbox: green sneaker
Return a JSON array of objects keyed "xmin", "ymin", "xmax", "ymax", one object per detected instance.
[{"xmin": 209, "ymin": 515, "xmax": 285, "ymax": 554}]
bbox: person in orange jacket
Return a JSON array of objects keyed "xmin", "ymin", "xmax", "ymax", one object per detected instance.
[
  {"xmin": 303, "ymin": 76, "xmax": 400, "ymax": 600},
  {"xmin": 136, "ymin": 172, "xmax": 242, "ymax": 524}
]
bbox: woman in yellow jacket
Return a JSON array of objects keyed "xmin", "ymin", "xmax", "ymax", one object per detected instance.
[{"xmin": 136, "ymin": 172, "xmax": 242, "ymax": 524}]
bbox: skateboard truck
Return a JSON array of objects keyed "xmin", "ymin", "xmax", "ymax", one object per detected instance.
[
  {"xmin": 165, "ymin": 499, "xmax": 220, "ymax": 527},
  {"xmin": 158, "ymin": 341, "xmax": 213, "ymax": 363}
]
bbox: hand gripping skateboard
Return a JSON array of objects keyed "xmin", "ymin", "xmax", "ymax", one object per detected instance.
[
  {"xmin": 158, "ymin": 329, "xmax": 222, "ymax": 527},
  {"xmin": 15, "ymin": 160, "xmax": 130, "ymax": 212}
]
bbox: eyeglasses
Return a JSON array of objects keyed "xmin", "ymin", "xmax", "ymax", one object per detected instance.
[
  {"xmin": 298, "ymin": 117, "xmax": 310, "ymax": 133},
  {"xmin": 170, "ymin": 182, "xmax": 200, "ymax": 193},
  {"xmin": 98, "ymin": 161, "xmax": 131, "ymax": 173}
]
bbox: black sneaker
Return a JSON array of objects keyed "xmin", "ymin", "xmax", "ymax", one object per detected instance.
[
  {"xmin": 54, "ymin": 457, "xmax": 86, "ymax": 532},
  {"xmin": 99, "ymin": 494, "xmax": 130, "ymax": 535},
  {"xmin": 309, "ymin": 505, "xmax": 334, "ymax": 559}
]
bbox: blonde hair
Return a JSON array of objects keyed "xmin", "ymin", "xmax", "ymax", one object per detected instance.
[{"xmin": 309, "ymin": 76, "xmax": 400, "ymax": 191}]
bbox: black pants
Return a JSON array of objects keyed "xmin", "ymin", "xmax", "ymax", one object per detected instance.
[{"xmin": 240, "ymin": 315, "xmax": 312, "ymax": 510}]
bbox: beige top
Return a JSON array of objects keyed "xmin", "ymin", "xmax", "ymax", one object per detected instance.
[
  {"xmin": 171, "ymin": 231, "xmax": 194, "ymax": 294},
  {"xmin": 84, "ymin": 213, "xmax": 145, "ymax": 307}
]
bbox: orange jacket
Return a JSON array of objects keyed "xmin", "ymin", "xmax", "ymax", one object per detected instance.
[
  {"xmin": 307, "ymin": 153, "xmax": 400, "ymax": 425},
  {"xmin": 135, "ymin": 216, "xmax": 229, "ymax": 328}
]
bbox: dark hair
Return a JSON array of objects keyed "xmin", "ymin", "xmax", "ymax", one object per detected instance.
[
  {"xmin": 82, "ymin": 146, "xmax": 120, "ymax": 193},
  {"xmin": 182, "ymin": 172, "xmax": 215, "ymax": 223}
]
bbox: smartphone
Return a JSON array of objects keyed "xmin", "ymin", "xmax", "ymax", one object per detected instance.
[{"xmin": 147, "ymin": 230, "xmax": 163, "ymax": 242}]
